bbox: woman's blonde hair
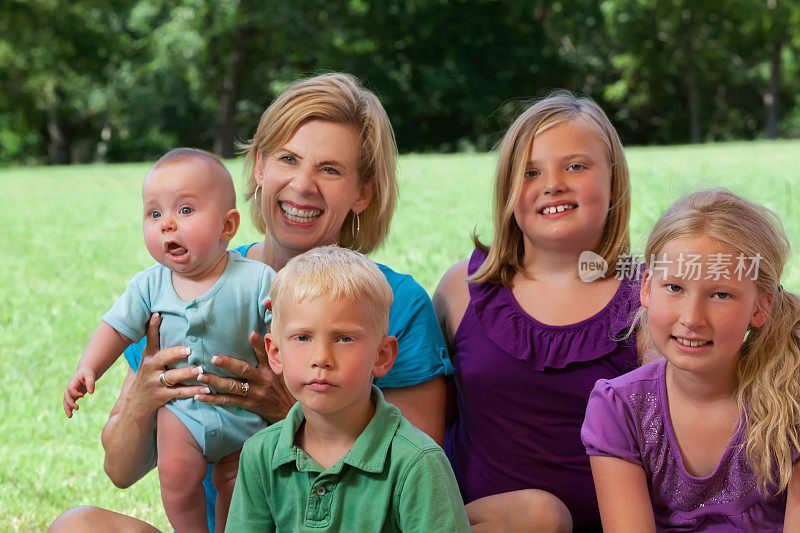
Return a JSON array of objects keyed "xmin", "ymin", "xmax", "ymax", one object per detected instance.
[
  {"xmin": 470, "ymin": 91, "xmax": 631, "ymax": 286},
  {"xmin": 638, "ymin": 188, "xmax": 800, "ymax": 494},
  {"xmin": 269, "ymin": 245, "xmax": 394, "ymax": 339},
  {"xmin": 240, "ymin": 73, "xmax": 398, "ymax": 254}
]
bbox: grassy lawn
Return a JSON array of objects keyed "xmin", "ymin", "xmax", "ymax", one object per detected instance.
[{"xmin": 1, "ymin": 140, "xmax": 799, "ymax": 531}]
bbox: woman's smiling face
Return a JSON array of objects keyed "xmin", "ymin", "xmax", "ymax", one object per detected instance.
[{"xmin": 255, "ymin": 119, "xmax": 373, "ymax": 257}]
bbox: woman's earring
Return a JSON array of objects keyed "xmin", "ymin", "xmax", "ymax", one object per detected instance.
[
  {"xmin": 253, "ymin": 184, "xmax": 262, "ymax": 213},
  {"xmin": 351, "ymin": 211, "xmax": 360, "ymax": 242}
]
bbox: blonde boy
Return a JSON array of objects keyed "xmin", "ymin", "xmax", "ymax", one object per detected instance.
[{"xmin": 228, "ymin": 246, "xmax": 470, "ymax": 532}]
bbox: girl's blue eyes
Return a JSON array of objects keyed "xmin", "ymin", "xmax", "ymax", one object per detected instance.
[
  {"xmin": 523, "ymin": 164, "xmax": 586, "ymax": 178},
  {"xmin": 149, "ymin": 211, "xmax": 161, "ymax": 219},
  {"xmin": 664, "ymin": 284, "xmax": 732, "ymax": 300}
]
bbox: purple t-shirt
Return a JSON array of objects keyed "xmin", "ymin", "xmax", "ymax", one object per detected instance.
[
  {"xmin": 582, "ymin": 358, "xmax": 789, "ymax": 532},
  {"xmin": 444, "ymin": 249, "xmax": 640, "ymax": 528}
]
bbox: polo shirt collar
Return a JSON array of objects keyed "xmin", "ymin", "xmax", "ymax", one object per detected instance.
[{"xmin": 271, "ymin": 386, "xmax": 401, "ymax": 474}]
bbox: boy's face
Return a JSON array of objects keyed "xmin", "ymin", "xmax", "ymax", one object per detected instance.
[
  {"xmin": 266, "ymin": 295, "xmax": 397, "ymax": 419},
  {"xmin": 142, "ymin": 159, "xmax": 238, "ymax": 280}
]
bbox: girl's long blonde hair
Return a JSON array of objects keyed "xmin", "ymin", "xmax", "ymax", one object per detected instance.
[
  {"xmin": 641, "ymin": 188, "xmax": 800, "ymax": 493},
  {"xmin": 470, "ymin": 91, "xmax": 631, "ymax": 286}
]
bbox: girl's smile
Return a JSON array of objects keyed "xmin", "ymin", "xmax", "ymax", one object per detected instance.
[
  {"xmin": 641, "ymin": 236, "xmax": 769, "ymax": 377},
  {"xmin": 514, "ymin": 121, "xmax": 612, "ymax": 255}
]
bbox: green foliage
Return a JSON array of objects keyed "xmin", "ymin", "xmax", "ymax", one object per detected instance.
[{"xmin": 1, "ymin": 1, "xmax": 800, "ymax": 163}]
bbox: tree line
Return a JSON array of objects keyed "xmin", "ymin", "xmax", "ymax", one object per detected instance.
[{"xmin": 2, "ymin": 0, "xmax": 798, "ymax": 165}]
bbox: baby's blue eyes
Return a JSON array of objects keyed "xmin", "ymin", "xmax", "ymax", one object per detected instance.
[
  {"xmin": 149, "ymin": 211, "xmax": 161, "ymax": 219},
  {"xmin": 179, "ymin": 206, "xmax": 193, "ymax": 215}
]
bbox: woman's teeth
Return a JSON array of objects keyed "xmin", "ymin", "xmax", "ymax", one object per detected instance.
[
  {"xmin": 280, "ymin": 203, "xmax": 322, "ymax": 222},
  {"xmin": 540, "ymin": 204, "xmax": 576, "ymax": 215},
  {"xmin": 675, "ymin": 337, "xmax": 710, "ymax": 347}
]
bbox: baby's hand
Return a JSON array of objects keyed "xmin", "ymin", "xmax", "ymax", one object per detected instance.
[{"xmin": 63, "ymin": 366, "xmax": 97, "ymax": 418}]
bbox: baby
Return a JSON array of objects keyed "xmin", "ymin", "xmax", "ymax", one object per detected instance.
[
  {"xmin": 227, "ymin": 245, "xmax": 470, "ymax": 532},
  {"xmin": 63, "ymin": 148, "xmax": 274, "ymax": 532}
]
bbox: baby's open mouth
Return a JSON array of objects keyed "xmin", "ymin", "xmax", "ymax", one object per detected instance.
[
  {"xmin": 166, "ymin": 242, "xmax": 187, "ymax": 256},
  {"xmin": 280, "ymin": 202, "xmax": 322, "ymax": 223}
]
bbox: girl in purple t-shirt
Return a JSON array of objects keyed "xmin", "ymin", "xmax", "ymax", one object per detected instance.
[{"xmin": 583, "ymin": 189, "xmax": 800, "ymax": 532}]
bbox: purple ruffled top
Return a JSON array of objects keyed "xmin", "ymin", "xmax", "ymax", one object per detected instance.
[{"xmin": 445, "ymin": 249, "xmax": 641, "ymax": 528}]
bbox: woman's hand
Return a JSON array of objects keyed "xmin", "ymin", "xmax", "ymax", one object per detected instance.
[
  {"xmin": 194, "ymin": 330, "xmax": 296, "ymax": 423},
  {"xmin": 101, "ymin": 313, "xmax": 209, "ymax": 488}
]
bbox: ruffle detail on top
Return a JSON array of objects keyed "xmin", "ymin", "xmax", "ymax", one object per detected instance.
[{"xmin": 467, "ymin": 249, "xmax": 641, "ymax": 371}]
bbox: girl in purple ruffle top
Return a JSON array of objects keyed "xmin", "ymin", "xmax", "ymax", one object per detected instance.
[
  {"xmin": 434, "ymin": 92, "xmax": 643, "ymax": 531},
  {"xmin": 582, "ymin": 189, "xmax": 800, "ymax": 532}
]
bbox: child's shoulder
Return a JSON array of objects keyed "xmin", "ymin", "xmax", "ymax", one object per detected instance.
[
  {"xmin": 597, "ymin": 357, "xmax": 665, "ymax": 394},
  {"xmin": 228, "ymin": 250, "xmax": 274, "ymax": 272},
  {"xmin": 227, "ymin": 250, "xmax": 277, "ymax": 285},
  {"xmin": 587, "ymin": 359, "xmax": 665, "ymax": 424},
  {"xmin": 127, "ymin": 263, "xmax": 170, "ymax": 287},
  {"xmin": 391, "ymin": 416, "xmax": 443, "ymax": 457},
  {"xmin": 240, "ymin": 419, "xmax": 287, "ymax": 464}
]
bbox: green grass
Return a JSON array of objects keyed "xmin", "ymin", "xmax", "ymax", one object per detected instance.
[{"xmin": 1, "ymin": 141, "xmax": 799, "ymax": 531}]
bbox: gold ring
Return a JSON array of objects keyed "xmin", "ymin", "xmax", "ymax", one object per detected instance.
[
  {"xmin": 159, "ymin": 372, "xmax": 170, "ymax": 387},
  {"xmin": 241, "ymin": 382, "xmax": 249, "ymax": 397}
]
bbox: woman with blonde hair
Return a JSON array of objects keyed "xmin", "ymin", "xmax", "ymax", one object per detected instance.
[
  {"xmin": 51, "ymin": 73, "xmax": 451, "ymax": 532},
  {"xmin": 434, "ymin": 92, "xmax": 641, "ymax": 531}
]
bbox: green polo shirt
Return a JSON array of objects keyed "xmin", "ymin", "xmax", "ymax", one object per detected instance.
[{"xmin": 227, "ymin": 386, "xmax": 470, "ymax": 532}]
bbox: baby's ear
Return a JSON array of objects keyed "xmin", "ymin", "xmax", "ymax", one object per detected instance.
[
  {"xmin": 265, "ymin": 332, "xmax": 284, "ymax": 375},
  {"xmin": 372, "ymin": 336, "xmax": 398, "ymax": 379},
  {"xmin": 222, "ymin": 209, "xmax": 240, "ymax": 241}
]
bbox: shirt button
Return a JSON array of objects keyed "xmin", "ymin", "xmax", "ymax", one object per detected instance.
[
  {"xmin": 316, "ymin": 487, "xmax": 327, "ymax": 496},
  {"xmin": 187, "ymin": 335, "xmax": 198, "ymax": 342}
]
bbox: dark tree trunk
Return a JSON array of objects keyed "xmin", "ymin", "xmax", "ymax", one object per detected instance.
[
  {"xmin": 47, "ymin": 90, "xmax": 71, "ymax": 164},
  {"xmin": 213, "ymin": 23, "xmax": 247, "ymax": 159},
  {"xmin": 683, "ymin": 10, "xmax": 701, "ymax": 144},
  {"xmin": 765, "ymin": 34, "xmax": 783, "ymax": 140}
]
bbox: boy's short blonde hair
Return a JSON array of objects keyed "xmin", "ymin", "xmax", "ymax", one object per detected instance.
[{"xmin": 269, "ymin": 245, "xmax": 394, "ymax": 339}]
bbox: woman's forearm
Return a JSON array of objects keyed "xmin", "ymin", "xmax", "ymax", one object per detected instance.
[{"xmin": 101, "ymin": 369, "xmax": 158, "ymax": 488}]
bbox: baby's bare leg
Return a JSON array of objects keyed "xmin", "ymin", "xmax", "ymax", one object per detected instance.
[
  {"xmin": 212, "ymin": 449, "xmax": 241, "ymax": 533},
  {"xmin": 157, "ymin": 407, "xmax": 209, "ymax": 532}
]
